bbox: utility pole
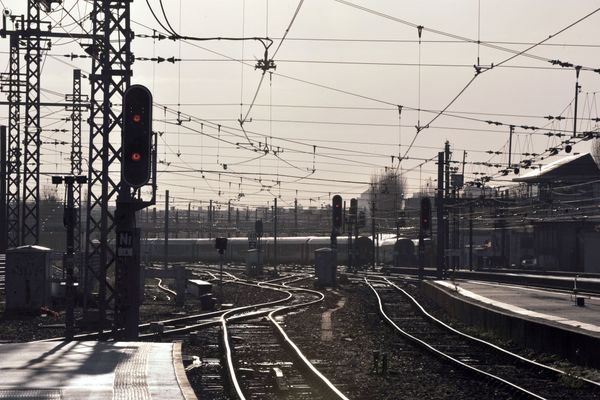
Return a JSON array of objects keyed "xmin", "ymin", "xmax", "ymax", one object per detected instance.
[
  {"xmin": 83, "ymin": 0, "xmax": 134, "ymax": 334},
  {"xmin": 1, "ymin": 5, "xmax": 94, "ymax": 249},
  {"xmin": 0, "ymin": 126, "xmax": 7, "ymax": 253},
  {"xmin": 227, "ymin": 200, "xmax": 231, "ymax": 224},
  {"xmin": 4, "ymin": 34, "xmax": 21, "ymax": 249},
  {"xmin": 444, "ymin": 141, "xmax": 451, "ymax": 198},
  {"xmin": 164, "ymin": 190, "xmax": 169, "ymax": 269},
  {"xmin": 347, "ymin": 198, "xmax": 357, "ymax": 273},
  {"xmin": 53, "ymin": 175, "xmax": 87, "ymax": 340},
  {"xmin": 444, "ymin": 141, "xmax": 451, "ymax": 271},
  {"xmin": 273, "ymin": 197, "xmax": 278, "ymax": 273},
  {"xmin": 21, "ymin": 0, "xmax": 44, "ymax": 245},
  {"xmin": 573, "ymin": 66, "xmax": 581, "ymax": 138},
  {"xmin": 469, "ymin": 202, "xmax": 473, "ymax": 271},
  {"xmin": 68, "ymin": 69, "xmax": 85, "ymax": 262},
  {"xmin": 294, "ymin": 198, "xmax": 298, "ymax": 236},
  {"xmin": 508, "ymin": 125, "xmax": 514, "ymax": 168},
  {"xmin": 209, "ymin": 199, "xmax": 213, "ymax": 239},
  {"xmin": 371, "ymin": 197, "xmax": 376, "ymax": 271},
  {"xmin": 436, "ymin": 151, "xmax": 445, "ymax": 279}
]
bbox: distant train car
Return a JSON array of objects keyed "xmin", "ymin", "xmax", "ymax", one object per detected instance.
[
  {"xmin": 140, "ymin": 235, "xmax": 374, "ymax": 266},
  {"xmin": 141, "ymin": 238, "xmax": 202, "ymax": 263}
]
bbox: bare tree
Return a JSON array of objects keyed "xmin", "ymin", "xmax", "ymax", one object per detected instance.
[{"xmin": 369, "ymin": 169, "xmax": 406, "ymax": 230}]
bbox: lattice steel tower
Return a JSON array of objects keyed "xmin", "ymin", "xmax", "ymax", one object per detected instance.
[
  {"xmin": 83, "ymin": 0, "xmax": 132, "ymax": 329},
  {"xmin": 21, "ymin": 0, "xmax": 43, "ymax": 245}
]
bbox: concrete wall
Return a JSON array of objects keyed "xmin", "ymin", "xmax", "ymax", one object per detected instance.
[{"xmin": 421, "ymin": 281, "xmax": 600, "ymax": 369}]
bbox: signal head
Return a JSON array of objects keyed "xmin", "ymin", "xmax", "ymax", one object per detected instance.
[{"xmin": 122, "ymin": 85, "xmax": 153, "ymax": 188}]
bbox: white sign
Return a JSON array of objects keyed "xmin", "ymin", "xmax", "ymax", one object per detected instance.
[{"xmin": 117, "ymin": 231, "xmax": 134, "ymax": 257}]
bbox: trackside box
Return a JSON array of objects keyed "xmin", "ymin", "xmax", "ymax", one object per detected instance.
[{"xmin": 5, "ymin": 245, "xmax": 52, "ymax": 313}]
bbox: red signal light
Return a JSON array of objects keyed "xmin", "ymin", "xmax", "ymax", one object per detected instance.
[
  {"xmin": 131, "ymin": 152, "xmax": 142, "ymax": 161},
  {"xmin": 132, "ymin": 114, "xmax": 141, "ymax": 123}
]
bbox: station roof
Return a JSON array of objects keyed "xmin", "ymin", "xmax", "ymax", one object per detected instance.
[{"xmin": 512, "ymin": 152, "xmax": 600, "ymax": 184}]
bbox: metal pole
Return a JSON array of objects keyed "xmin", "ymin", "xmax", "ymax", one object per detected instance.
[
  {"xmin": 354, "ymin": 212, "xmax": 359, "ymax": 270},
  {"xmin": 115, "ymin": 190, "xmax": 141, "ymax": 340},
  {"xmin": 209, "ymin": 199, "xmax": 213, "ymax": 239},
  {"xmin": 294, "ymin": 198, "xmax": 298, "ymax": 235},
  {"xmin": 436, "ymin": 152, "xmax": 445, "ymax": 279},
  {"xmin": 6, "ymin": 34, "xmax": 21, "ymax": 249},
  {"xmin": 84, "ymin": 0, "xmax": 133, "ymax": 331},
  {"xmin": 348, "ymin": 220, "xmax": 353, "ymax": 272},
  {"xmin": 227, "ymin": 200, "xmax": 231, "ymax": 224},
  {"xmin": 0, "ymin": 126, "xmax": 6, "ymax": 253},
  {"xmin": 573, "ymin": 66, "xmax": 581, "ymax": 138},
  {"xmin": 219, "ymin": 251, "xmax": 224, "ymax": 301},
  {"xmin": 469, "ymin": 202, "xmax": 473, "ymax": 271},
  {"xmin": 444, "ymin": 141, "xmax": 450, "ymax": 197},
  {"xmin": 371, "ymin": 199, "xmax": 376, "ymax": 271},
  {"xmin": 64, "ymin": 178, "xmax": 75, "ymax": 340},
  {"xmin": 274, "ymin": 197, "xmax": 278, "ymax": 273},
  {"xmin": 70, "ymin": 69, "xmax": 83, "ymax": 262},
  {"xmin": 418, "ymin": 229, "xmax": 424, "ymax": 280},
  {"xmin": 164, "ymin": 190, "xmax": 169, "ymax": 269},
  {"xmin": 508, "ymin": 125, "xmax": 514, "ymax": 168},
  {"xmin": 444, "ymin": 142, "xmax": 451, "ymax": 271},
  {"xmin": 22, "ymin": 0, "xmax": 42, "ymax": 245},
  {"xmin": 54, "ymin": 174, "xmax": 86, "ymax": 339}
]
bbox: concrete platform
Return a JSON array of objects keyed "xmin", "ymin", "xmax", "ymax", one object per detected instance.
[
  {"xmin": 423, "ymin": 279, "xmax": 600, "ymax": 368},
  {"xmin": 0, "ymin": 341, "xmax": 197, "ymax": 400}
]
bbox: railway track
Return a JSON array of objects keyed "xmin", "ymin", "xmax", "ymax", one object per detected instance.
[
  {"xmin": 159, "ymin": 273, "xmax": 346, "ymax": 399},
  {"xmin": 366, "ymin": 277, "xmax": 600, "ymax": 400},
  {"xmin": 220, "ymin": 275, "xmax": 347, "ymax": 399}
]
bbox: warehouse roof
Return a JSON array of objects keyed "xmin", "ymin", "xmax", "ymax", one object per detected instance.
[{"xmin": 512, "ymin": 152, "xmax": 600, "ymax": 184}]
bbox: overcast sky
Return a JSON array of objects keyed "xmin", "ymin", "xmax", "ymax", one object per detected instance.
[{"xmin": 2, "ymin": 0, "xmax": 600, "ymax": 209}]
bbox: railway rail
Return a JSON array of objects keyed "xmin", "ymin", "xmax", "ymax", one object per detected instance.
[
  {"xmin": 167, "ymin": 273, "xmax": 348, "ymax": 399},
  {"xmin": 223, "ymin": 278, "xmax": 338, "ymax": 399},
  {"xmin": 366, "ymin": 277, "xmax": 600, "ymax": 400}
]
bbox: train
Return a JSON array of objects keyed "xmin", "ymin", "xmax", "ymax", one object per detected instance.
[
  {"xmin": 142, "ymin": 236, "xmax": 374, "ymax": 266},
  {"xmin": 140, "ymin": 235, "xmax": 429, "ymax": 268}
]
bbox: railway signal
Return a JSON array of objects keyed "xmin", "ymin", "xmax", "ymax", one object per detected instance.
[
  {"xmin": 122, "ymin": 85, "xmax": 152, "ymax": 188},
  {"xmin": 349, "ymin": 198, "xmax": 358, "ymax": 221},
  {"xmin": 332, "ymin": 195, "xmax": 343, "ymax": 230},
  {"xmin": 255, "ymin": 219, "xmax": 263, "ymax": 237},
  {"xmin": 420, "ymin": 197, "xmax": 432, "ymax": 233}
]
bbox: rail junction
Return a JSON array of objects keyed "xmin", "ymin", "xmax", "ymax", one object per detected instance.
[
  {"xmin": 1, "ymin": 262, "xmax": 600, "ymax": 399},
  {"xmin": 0, "ymin": 2, "xmax": 599, "ymax": 399}
]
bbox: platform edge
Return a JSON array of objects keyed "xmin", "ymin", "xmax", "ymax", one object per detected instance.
[{"xmin": 172, "ymin": 341, "xmax": 198, "ymax": 400}]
